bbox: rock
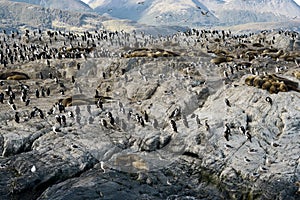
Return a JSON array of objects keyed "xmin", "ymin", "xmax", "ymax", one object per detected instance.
[
  {"xmin": 0, "ymin": 149, "xmax": 98, "ymax": 200},
  {"xmin": 38, "ymin": 159, "xmax": 224, "ymax": 200},
  {"xmin": 181, "ymin": 82, "xmax": 300, "ymax": 199},
  {"xmin": 0, "ymin": 28, "xmax": 300, "ymax": 200},
  {"xmin": 126, "ymin": 82, "xmax": 159, "ymax": 101}
]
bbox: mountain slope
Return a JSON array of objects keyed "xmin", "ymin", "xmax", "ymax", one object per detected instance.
[
  {"xmin": 87, "ymin": 0, "xmax": 300, "ymax": 27},
  {"xmin": 84, "ymin": 0, "xmax": 105, "ymax": 9},
  {"xmin": 201, "ymin": 0, "xmax": 300, "ymax": 25},
  {"xmin": 0, "ymin": 1, "xmax": 105, "ymax": 31},
  {"xmin": 139, "ymin": 0, "xmax": 219, "ymax": 26},
  {"xmin": 0, "ymin": 1, "xmax": 187, "ymax": 36},
  {"xmin": 91, "ymin": 0, "xmax": 219, "ymax": 26},
  {"xmin": 10, "ymin": 0, "xmax": 93, "ymax": 12}
]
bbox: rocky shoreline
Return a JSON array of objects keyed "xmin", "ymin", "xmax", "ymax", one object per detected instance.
[{"xmin": 0, "ymin": 28, "xmax": 299, "ymax": 199}]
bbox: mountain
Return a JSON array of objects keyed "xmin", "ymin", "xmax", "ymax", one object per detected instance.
[
  {"xmin": 201, "ymin": 0, "xmax": 300, "ymax": 26},
  {"xmin": 91, "ymin": 0, "xmax": 219, "ymax": 27},
  {"xmin": 0, "ymin": 1, "xmax": 105, "ymax": 32},
  {"xmin": 1, "ymin": 0, "xmax": 299, "ymax": 34},
  {"xmin": 11, "ymin": 0, "xmax": 298, "ymax": 30},
  {"xmin": 83, "ymin": 0, "xmax": 105, "ymax": 9},
  {"xmin": 138, "ymin": 0, "xmax": 219, "ymax": 26},
  {"xmin": 86, "ymin": 0, "xmax": 300, "ymax": 27},
  {"xmin": 10, "ymin": 0, "xmax": 93, "ymax": 12},
  {"xmin": 0, "ymin": 1, "xmax": 186, "ymax": 36}
]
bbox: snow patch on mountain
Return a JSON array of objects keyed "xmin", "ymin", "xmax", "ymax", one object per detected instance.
[
  {"xmin": 11, "ymin": 0, "xmax": 92, "ymax": 12},
  {"xmin": 83, "ymin": 0, "xmax": 300, "ymax": 27}
]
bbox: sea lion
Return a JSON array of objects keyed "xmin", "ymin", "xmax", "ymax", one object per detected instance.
[
  {"xmin": 269, "ymin": 85, "xmax": 278, "ymax": 94},
  {"xmin": 210, "ymin": 57, "xmax": 227, "ymax": 65},
  {"xmin": 278, "ymin": 82, "xmax": 288, "ymax": 92},
  {"xmin": 253, "ymin": 76, "xmax": 264, "ymax": 88},
  {"xmin": 0, "ymin": 72, "xmax": 30, "ymax": 80},
  {"xmin": 245, "ymin": 76, "xmax": 255, "ymax": 86},
  {"xmin": 262, "ymin": 80, "xmax": 272, "ymax": 90},
  {"xmin": 252, "ymin": 43, "xmax": 264, "ymax": 47},
  {"xmin": 7, "ymin": 75, "xmax": 29, "ymax": 80},
  {"xmin": 293, "ymin": 71, "xmax": 300, "ymax": 79},
  {"xmin": 60, "ymin": 97, "xmax": 72, "ymax": 107}
]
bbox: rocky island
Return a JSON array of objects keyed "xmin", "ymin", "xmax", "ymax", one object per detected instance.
[{"xmin": 0, "ymin": 25, "xmax": 299, "ymax": 200}]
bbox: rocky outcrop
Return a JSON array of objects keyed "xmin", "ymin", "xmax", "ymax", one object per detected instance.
[
  {"xmin": 0, "ymin": 28, "xmax": 299, "ymax": 199},
  {"xmin": 0, "ymin": 1, "xmax": 106, "ymax": 31},
  {"xmin": 11, "ymin": 0, "xmax": 92, "ymax": 12}
]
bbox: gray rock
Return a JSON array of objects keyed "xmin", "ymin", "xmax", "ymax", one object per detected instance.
[{"xmin": 0, "ymin": 27, "xmax": 299, "ymax": 200}]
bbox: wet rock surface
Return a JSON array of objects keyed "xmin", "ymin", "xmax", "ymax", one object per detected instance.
[{"xmin": 0, "ymin": 29, "xmax": 299, "ymax": 199}]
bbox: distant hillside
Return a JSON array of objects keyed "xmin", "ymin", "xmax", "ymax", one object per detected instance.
[
  {"xmin": 83, "ymin": 0, "xmax": 105, "ymax": 9},
  {"xmin": 1, "ymin": 0, "xmax": 299, "ymax": 34},
  {"xmin": 0, "ymin": 1, "xmax": 105, "ymax": 32},
  {"xmin": 201, "ymin": 0, "xmax": 300, "ymax": 26},
  {"xmin": 91, "ymin": 0, "xmax": 219, "ymax": 27},
  {"xmin": 10, "ymin": 0, "xmax": 93, "ymax": 12},
  {"xmin": 0, "ymin": 1, "xmax": 187, "ymax": 35},
  {"xmin": 87, "ymin": 0, "xmax": 300, "ymax": 27}
]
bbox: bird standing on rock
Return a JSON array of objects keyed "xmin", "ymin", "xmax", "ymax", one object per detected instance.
[
  {"xmin": 225, "ymin": 98, "xmax": 231, "ymax": 107},
  {"xmin": 101, "ymin": 118, "xmax": 108, "ymax": 128},
  {"xmin": 52, "ymin": 126, "xmax": 61, "ymax": 134},
  {"xmin": 46, "ymin": 88, "xmax": 50, "ymax": 96},
  {"xmin": 55, "ymin": 115, "xmax": 62, "ymax": 126},
  {"xmin": 38, "ymin": 109, "xmax": 44, "ymax": 119},
  {"xmin": 61, "ymin": 115, "xmax": 66, "ymax": 126},
  {"xmin": 139, "ymin": 116, "xmax": 145, "ymax": 127},
  {"xmin": 204, "ymin": 120, "xmax": 210, "ymax": 131},
  {"xmin": 169, "ymin": 107, "xmax": 180, "ymax": 119},
  {"xmin": 152, "ymin": 118, "xmax": 158, "ymax": 129},
  {"xmin": 169, "ymin": 119, "xmax": 177, "ymax": 132},
  {"xmin": 224, "ymin": 124, "xmax": 231, "ymax": 141},
  {"xmin": 143, "ymin": 110, "xmax": 149, "ymax": 122},
  {"xmin": 21, "ymin": 91, "xmax": 27, "ymax": 102},
  {"xmin": 68, "ymin": 111, "xmax": 74, "ymax": 118},
  {"xmin": 106, "ymin": 112, "xmax": 114, "ymax": 126},
  {"xmin": 25, "ymin": 99, "xmax": 30, "ymax": 106},
  {"xmin": 35, "ymin": 89, "xmax": 40, "ymax": 98},
  {"xmin": 72, "ymin": 76, "xmax": 75, "ymax": 84},
  {"xmin": 0, "ymin": 92, "xmax": 4, "ymax": 103},
  {"xmin": 58, "ymin": 103, "xmax": 65, "ymax": 113},
  {"xmin": 195, "ymin": 114, "xmax": 201, "ymax": 128},
  {"xmin": 239, "ymin": 126, "xmax": 246, "ymax": 134},
  {"xmin": 265, "ymin": 96, "xmax": 272, "ymax": 105},
  {"xmin": 96, "ymin": 98, "xmax": 103, "ymax": 110},
  {"xmin": 15, "ymin": 112, "xmax": 20, "ymax": 123},
  {"xmin": 245, "ymin": 131, "xmax": 252, "ymax": 142},
  {"xmin": 11, "ymin": 104, "xmax": 16, "ymax": 111},
  {"xmin": 87, "ymin": 105, "xmax": 91, "ymax": 114}
]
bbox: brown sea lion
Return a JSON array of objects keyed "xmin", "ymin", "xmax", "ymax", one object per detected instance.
[
  {"xmin": 245, "ymin": 76, "xmax": 255, "ymax": 86},
  {"xmin": 252, "ymin": 43, "xmax": 264, "ymax": 47},
  {"xmin": 269, "ymin": 85, "xmax": 278, "ymax": 94},
  {"xmin": 253, "ymin": 76, "xmax": 264, "ymax": 88},
  {"xmin": 262, "ymin": 81, "xmax": 272, "ymax": 90},
  {"xmin": 210, "ymin": 56, "xmax": 233, "ymax": 65},
  {"xmin": 0, "ymin": 72, "xmax": 30, "ymax": 80},
  {"xmin": 60, "ymin": 97, "xmax": 72, "ymax": 107},
  {"xmin": 293, "ymin": 71, "xmax": 300, "ymax": 79},
  {"xmin": 278, "ymin": 82, "xmax": 288, "ymax": 92}
]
